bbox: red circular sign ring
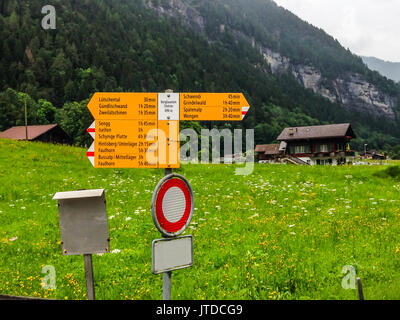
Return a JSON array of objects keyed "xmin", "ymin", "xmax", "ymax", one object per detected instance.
[{"xmin": 151, "ymin": 174, "xmax": 194, "ymax": 237}]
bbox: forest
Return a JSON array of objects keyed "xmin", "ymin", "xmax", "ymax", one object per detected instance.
[{"xmin": 0, "ymin": 0, "xmax": 400, "ymax": 152}]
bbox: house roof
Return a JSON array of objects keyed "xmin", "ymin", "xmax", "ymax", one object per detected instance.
[
  {"xmin": 255, "ymin": 144, "xmax": 280, "ymax": 155},
  {"xmin": 277, "ymin": 123, "xmax": 356, "ymax": 141},
  {"xmin": 0, "ymin": 124, "xmax": 59, "ymax": 140}
]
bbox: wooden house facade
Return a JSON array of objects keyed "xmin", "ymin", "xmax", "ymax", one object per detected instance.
[
  {"xmin": 276, "ymin": 123, "xmax": 356, "ymax": 165},
  {"xmin": 254, "ymin": 144, "xmax": 281, "ymax": 162}
]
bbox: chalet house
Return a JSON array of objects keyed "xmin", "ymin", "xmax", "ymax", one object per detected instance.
[
  {"xmin": 359, "ymin": 150, "xmax": 386, "ymax": 160},
  {"xmin": 0, "ymin": 124, "xmax": 72, "ymax": 145},
  {"xmin": 276, "ymin": 123, "xmax": 356, "ymax": 165},
  {"xmin": 254, "ymin": 144, "xmax": 281, "ymax": 162}
]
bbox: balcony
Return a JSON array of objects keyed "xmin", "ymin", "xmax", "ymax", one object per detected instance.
[{"xmin": 312, "ymin": 151, "xmax": 355, "ymax": 158}]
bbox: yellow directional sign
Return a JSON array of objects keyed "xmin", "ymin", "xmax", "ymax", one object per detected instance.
[
  {"xmin": 87, "ymin": 92, "xmax": 158, "ymax": 120},
  {"xmin": 180, "ymin": 93, "xmax": 249, "ymax": 121},
  {"xmin": 86, "ymin": 92, "xmax": 250, "ymax": 169},
  {"xmin": 94, "ymin": 119, "xmax": 158, "ymax": 168}
]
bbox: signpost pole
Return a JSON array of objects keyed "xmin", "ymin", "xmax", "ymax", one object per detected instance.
[
  {"xmin": 84, "ymin": 254, "xmax": 95, "ymax": 300},
  {"xmin": 162, "ymin": 86, "xmax": 173, "ymax": 299},
  {"xmin": 162, "ymin": 168, "xmax": 172, "ymax": 300},
  {"xmin": 163, "ymin": 271, "xmax": 172, "ymax": 300},
  {"xmin": 162, "ymin": 165, "xmax": 172, "ymax": 300}
]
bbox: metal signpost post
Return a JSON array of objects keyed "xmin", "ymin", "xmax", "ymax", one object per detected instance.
[
  {"xmin": 163, "ymin": 268, "xmax": 172, "ymax": 300},
  {"xmin": 53, "ymin": 189, "xmax": 110, "ymax": 300},
  {"xmin": 163, "ymin": 162, "xmax": 173, "ymax": 299}
]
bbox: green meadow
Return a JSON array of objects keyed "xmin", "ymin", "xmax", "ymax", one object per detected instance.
[{"xmin": 1, "ymin": 139, "xmax": 400, "ymax": 300}]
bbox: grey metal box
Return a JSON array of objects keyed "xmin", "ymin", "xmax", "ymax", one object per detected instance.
[{"xmin": 53, "ymin": 189, "xmax": 109, "ymax": 255}]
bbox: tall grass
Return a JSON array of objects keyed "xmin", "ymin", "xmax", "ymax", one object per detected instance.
[{"xmin": 0, "ymin": 139, "xmax": 400, "ymax": 300}]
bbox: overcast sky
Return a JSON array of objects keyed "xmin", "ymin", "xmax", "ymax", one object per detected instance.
[{"xmin": 273, "ymin": 0, "xmax": 400, "ymax": 62}]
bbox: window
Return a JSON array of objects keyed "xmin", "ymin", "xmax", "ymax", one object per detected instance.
[
  {"xmin": 292, "ymin": 145, "xmax": 310, "ymax": 154},
  {"xmin": 316, "ymin": 144, "xmax": 331, "ymax": 153},
  {"xmin": 336, "ymin": 144, "xmax": 344, "ymax": 152},
  {"xmin": 316, "ymin": 159, "xmax": 332, "ymax": 165}
]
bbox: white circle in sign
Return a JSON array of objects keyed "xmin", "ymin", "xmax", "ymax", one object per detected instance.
[{"xmin": 162, "ymin": 187, "xmax": 186, "ymax": 223}]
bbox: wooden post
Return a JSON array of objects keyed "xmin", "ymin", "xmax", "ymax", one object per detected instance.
[
  {"xmin": 357, "ymin": 277, "xmax": 364, "ymax": 300},
  {"xmin": 24, "ymin": 98, "xmax": 28, "ymax": 140},
  {"xmin": 84, "ymin": 254, "xmax": 95, "ymax": 300}
]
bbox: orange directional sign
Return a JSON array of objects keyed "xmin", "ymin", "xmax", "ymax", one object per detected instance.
[
  {"xmin": 180, "ymin": 93, "xmax": 249, "ymax": 121},
  {"xmin": 86, "ymin": 92, "xmax": 250, "ymax": 169},
  {"xmin": 87, "ymin": 92, "xmax": 158, "ymax": 120},
  {"xmin": 94, "ymin": 120, "xmax": 158, "ymax": 168}
]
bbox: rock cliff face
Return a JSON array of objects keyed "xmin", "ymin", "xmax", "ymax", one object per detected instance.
[
  {"xmin": 147, "ymin": 0, "xmax": 397, "ymax": 119},
  {"xmin": 146, "ymin": 0, "xmax": 206, "ymax": 33},
  {"xmin": 264, "ymin": 49, "xmax": 396, "ymax": 118}
]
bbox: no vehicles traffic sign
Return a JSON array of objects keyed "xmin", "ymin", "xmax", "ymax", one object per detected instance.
[{"xmin": 151, "ymin": 174, "xmax": 194, "ymax": 238}]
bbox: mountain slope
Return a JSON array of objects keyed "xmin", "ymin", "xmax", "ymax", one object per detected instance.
[
  {"xmin": 148, "ymin": 0, "xmax": 400, "ymax": 119},
  {"xmin": 361, "ymin": 56, "xmax": 400, "ymax": 83},
  {"xmin": 0, "ymin": 0, "xmax": 399, "ymax": 150}
]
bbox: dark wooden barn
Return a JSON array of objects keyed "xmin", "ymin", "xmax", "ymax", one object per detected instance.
[
  {"xmin": 255, "ymin": 144, "xmax": 281, "ymax": 162},
  {"xmin": 0, "ymin": 124, "xmax": 72, "ymax": 145}
]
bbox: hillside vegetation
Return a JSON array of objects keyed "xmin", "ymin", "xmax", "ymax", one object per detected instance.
[
  {"xmin": 1, "ymin": 140, "xmax": 400, "ymax": 299},
  {"xmin": 0, "ymin": 0, "xmax": 400, "ymax": 150},
  {"xmin": 362, "ymin": 56, "xmax": 400, "ymax": 83}
]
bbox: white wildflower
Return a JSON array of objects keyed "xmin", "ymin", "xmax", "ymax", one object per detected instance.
[{"xmin": 248, "ymin": 213, "xmax": 259, "ymax": 219}]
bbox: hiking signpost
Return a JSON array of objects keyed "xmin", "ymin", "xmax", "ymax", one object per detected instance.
[
  {"xmin": 86, "ymin": 92, "xmax": 250, "ymax": 169},
  {"xmin": 84, "ymin": 90, "xmax": 250, "ymax": 299}
]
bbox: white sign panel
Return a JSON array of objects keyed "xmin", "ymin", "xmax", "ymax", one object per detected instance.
[
  {"xmin": 152, "ymin": 235, "xmax": 193, "ymax": 274},
  {"xmin": 158, "ymin": 92, "xmax": 180, "ymax": 121}
]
